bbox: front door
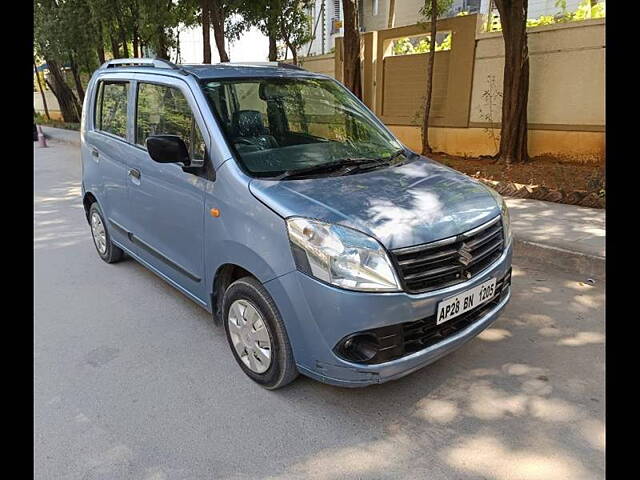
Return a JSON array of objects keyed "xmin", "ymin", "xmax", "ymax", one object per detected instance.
[{"xmin": 125, "ymin": 77, "xmax": 210, "ymax": 304}]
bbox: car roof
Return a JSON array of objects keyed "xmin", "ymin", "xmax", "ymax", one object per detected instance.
[
  {"xmin": 98, "ymin": 62, "xmax": 329, "ymax": 81},
  {"xmin": 180, "ymin": 63, "xmax": 328, "ymax": 80}
]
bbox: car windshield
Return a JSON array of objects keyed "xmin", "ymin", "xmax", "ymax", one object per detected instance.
[{"xmin": 201, "ymin": 77, "xmax": 404, "ymax": 178}]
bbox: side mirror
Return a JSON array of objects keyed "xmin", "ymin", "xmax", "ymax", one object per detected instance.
[{"xmin": 146, "ymin": 135, "xmax": 191, "ymax": 166}]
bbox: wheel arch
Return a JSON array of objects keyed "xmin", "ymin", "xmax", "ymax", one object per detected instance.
[
  {"xmin": 211, "ymin": 263, "xmax": 255, "ymax": 325},
  {"xmin": 82, "ymin": 191, "xmax": 99, "ymax": 224}
]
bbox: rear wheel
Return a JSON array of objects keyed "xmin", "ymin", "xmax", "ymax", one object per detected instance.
[
  {"xmin": 223, "ymin": 276, "xmax": 298, "ymax": 389},
  {"xmin": 89, "ymin": 202, "xmax": 123, "ymax": 264}
]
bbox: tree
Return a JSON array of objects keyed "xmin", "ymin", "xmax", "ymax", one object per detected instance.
[
  {"xmin": 278, "ymin": 1, "xmax": 313, "ymax": 65},
  {"xmin": 209, "ymin": 0, "xmax": 230, "ymax": 62},
  {"xmin": 34, "ymin": 0, "xmax": 82, "ymax": 123},
  {"xmin": 240, "ymin": 0, "xmax": 312, "ymax": 64},
  {"xmin": 342, "ymin": 0, "xmax": 362, "ymax": 99},
  {"xmin": 419, "ymin": 0, "xmax": 452, "ymax": 154},
  {"xmin": 200, "ymin": 0, "xmax": 212, "ymax": 62},
  {"xmin": 387, "ymin": 0, "xmax": 396, "ymax": 28},
  {"xmin": 494, "ymin": 0, "xmax": 530, "ymax": 163},
  {"xmin": 33, "ymin": 58, "xmax": 50, "ymax": 121}
]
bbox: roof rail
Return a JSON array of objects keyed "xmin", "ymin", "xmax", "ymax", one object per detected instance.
[
  {"xmin": 223, "ymin": 61, "xmax": 305, "ymax": 71},
  {"xmin": 99, "ymin": 57, "xmax": 189, "ymax": 75}
]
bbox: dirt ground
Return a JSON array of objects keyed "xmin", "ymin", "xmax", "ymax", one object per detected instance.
[{"xmin": 431, "ymin": 153, "xmax": 605, "ymax": 194}]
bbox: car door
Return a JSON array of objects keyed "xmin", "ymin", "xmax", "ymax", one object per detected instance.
[
  {"xmin": 83, "ymin": 77, "xmax": 133, "ymax": 248},
  {"xmin": 125, "ymin": 75, "xmax": 210, "ymax": 305}
]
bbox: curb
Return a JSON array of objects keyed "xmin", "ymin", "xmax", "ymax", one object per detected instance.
[
  {"xmin": 480, "ymin": 178, "xmax": 605, "ymax": 209},
  {"xmin": 41, "ymin": 127, "xmax": 81, "ymax": 147},
  {"xmin": 513, "ymin": 238, "xmax": 605, "ymax": 280}
]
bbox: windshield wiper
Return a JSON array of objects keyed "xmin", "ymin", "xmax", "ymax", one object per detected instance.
[
  {"xmin": 275, "ymin": 149, "xmax": 407, "ymax": 180},
  {"xmin": 341, "ymin": 149, "xmax": 407, "ymax": 175},
  {"xmin": 276, "ymin": 158, "xmax": 380, "ymax": 180}
]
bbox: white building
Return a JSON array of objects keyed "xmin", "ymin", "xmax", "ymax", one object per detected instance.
[
  {"xmin": 305, "ymin": 0, "xmax": 344, "ymax": 56},
  {"xmin": 303, "ymin": 0, "xmax": 587, "ymax": 57},
  {"xmin": 169, "ymin": 0, "xmax": 591, "ymax": 64}
]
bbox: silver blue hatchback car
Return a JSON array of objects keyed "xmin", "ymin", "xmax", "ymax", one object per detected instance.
[{"xmin": 81, "ymin": 58, "xmax": 512, "ymax": 389}]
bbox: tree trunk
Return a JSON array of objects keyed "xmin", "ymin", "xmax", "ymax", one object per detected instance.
[
  {"xmin": 114, "ymin": 3, "xmax": 130, "ymax": 58},
  {"xmin": 33, "ymin": 58, "xmax": 50, "ymax": 120},
  {"xmin": 120, "ymin": 28, "xmax": 130, "ymax": 58},
  {"xmin": 97, "ymin": 46, "xmax": 106, "ymax": 64},
  {"xmin": 209, "ymin": 0, "xmax": 229, "ymax": 62},
  {"xmin": 45, "ymin": 59, "xmax": 80, "ymax": 123},
  {"xmin": 155, "ymin": 25, "xmax": 170, "ymax": 60},
  {"xmin": 110, "ymin": 34, "xmax": 120, "ymax": 59},
  {"xmin": 69, "ymin": 54, "xmax": 85, "ymax": 102},
  {"xmin": 421, "ymin": 0, "xmax": 438, "ymax": 154},
  {"xmin": 387, "ymin": 0, "xmax": 396, "ymax": 28},
  {"xmin": 494, "ymin": 0, "xmax": 529, "ymax": 163},
  {"xmin": 342, "ymin": 0, "xmax": 363, "ymax": 99},
  {"xmin": 268, "ymin": 34, "xmax": 277, "ymax": 61},
  {"xmin": 132, "ymin": 26, "xmax": 140, "ymax": 58},
  {"xmin": 201, "ymin": 0, "xmax": 212, "ymax": 63},
  {"xmin": 96, "ymin": 21, "xmax": 106, "ymax": 64}
]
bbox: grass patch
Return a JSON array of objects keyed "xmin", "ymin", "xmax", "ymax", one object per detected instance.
[{"xmin": 35, "ymin": 114, "xmax": 80, "ymax": 131}]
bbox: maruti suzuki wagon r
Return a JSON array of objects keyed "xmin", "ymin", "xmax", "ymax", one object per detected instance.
[{"xmin": 81, "ymin": 58, "xmax": 513, "ymax": 389}]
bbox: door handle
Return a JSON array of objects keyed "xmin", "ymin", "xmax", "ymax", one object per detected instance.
[
  {"xmin": 91, "ymin": 149, "xmax": 99, "ymax": 157},
  {"xmin": 128, "ymin": 168, "xmax": 141, "ymax": 180}
]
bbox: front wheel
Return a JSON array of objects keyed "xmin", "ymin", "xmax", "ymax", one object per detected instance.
[
  {"xmin": 89, "ymin": 202, "xmax": 123, "ymax": 264},
  {"xmin": 223, "ymin": 276, "xmax": 298, "ymax": 389}
]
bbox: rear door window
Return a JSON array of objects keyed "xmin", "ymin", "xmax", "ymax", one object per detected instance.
[
  {"xmin": 95, "ymin": 81, "xmax": 129, "ymax": 139},
  {"xmin": 135, "ymin": 83, "xmax": 205, "ymax": 161}
]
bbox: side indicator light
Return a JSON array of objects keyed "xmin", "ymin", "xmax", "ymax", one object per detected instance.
[{"xmin": 210, "ymin": 208, "xmax": 221, "ymax": 218}]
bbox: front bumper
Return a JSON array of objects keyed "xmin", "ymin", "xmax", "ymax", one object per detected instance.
[{"xmin": 264, "ymin": 242, "xmax": 512, "ymax": 387}]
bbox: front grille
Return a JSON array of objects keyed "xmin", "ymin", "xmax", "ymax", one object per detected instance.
[
  {"xmin": 334, "ymin": 269, "xmax": 512, "ymax": 365},
  {"xmin": 392, "ymin": 215, "xmax": 505, "ymax": 293},
  {"xmin": 401, "ymin": 271, "xmax": 511, "ymax": 356}
]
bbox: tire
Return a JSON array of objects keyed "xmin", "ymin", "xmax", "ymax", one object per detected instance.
[
  {"xmin": 89, "ymin": 202, "xmax": 123, "ymax": 264},
  {"xmin": 223, "ymin": 276, "xmax": 298, "ymax": 389}
]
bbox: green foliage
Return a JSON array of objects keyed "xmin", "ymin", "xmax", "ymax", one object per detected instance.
[
  {"xmin": 526, "ymin": 15, "xmax": 556, "ymax": 28},
  {"xmin": 34, "ymin": 113, "xmax": 80, "ymax": 131},
  {"xmin": 574, "ymin": 0, "xmax": 606, "ymax": 20},
  {"xmin": 487, "ymin": 0, "xmax": 605, "ymax": 32},
  {"xmin": 240, "ymin": 0, "xmax": 313, "ymax": 60},
  {"xmin": 419, "ymin": 0, "xmax": 454, "ymax": 20},
  {"xmin": 391, "ymin": 32, "xmax": 452, "ymax": 55}
]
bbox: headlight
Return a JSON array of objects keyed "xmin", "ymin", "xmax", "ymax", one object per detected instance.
[
  {"xmin": 286, "ymin": 217, "xmax": 401, "ymax": 292},
  {"xmin": 486, "ymin": 186, "xmax": 512, "ymax": 244}
]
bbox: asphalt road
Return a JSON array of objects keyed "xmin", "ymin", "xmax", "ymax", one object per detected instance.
[{"xmin": 34, "ymin": 142, "xmax": 605, "ymax": 480}]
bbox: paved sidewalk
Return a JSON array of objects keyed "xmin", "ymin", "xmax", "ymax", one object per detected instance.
[
  {"xmin": 38, "ymin": 126, "xmax": 605, "ymax": 276},
  {"xmin": 506, "ymin": 197, "xmax": 604, "ymax": 278},
  {"xmin": 506, "ymin": 198, "xmax": 604, "ymax": 258}
]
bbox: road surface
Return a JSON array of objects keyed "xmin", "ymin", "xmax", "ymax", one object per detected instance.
[{"xmin": 34, "ymin": 142, "xmax": 604, "ymax": 480}]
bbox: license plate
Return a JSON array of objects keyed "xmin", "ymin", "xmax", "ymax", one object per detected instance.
[{"xmin": 436, "ymin": 278, "xmax": 497, "ymax": 325}]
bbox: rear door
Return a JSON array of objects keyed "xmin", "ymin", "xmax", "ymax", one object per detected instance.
[
  {"xmin": 83, "ymin": 76, "xmax": 134, "ymax": 248},
  {"xmin": 124, "ymin": 75, "xmax": 210, "ymax": 304}
]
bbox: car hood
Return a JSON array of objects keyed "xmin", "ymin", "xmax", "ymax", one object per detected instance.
[{"xmin": 249, "ymin": 156, "xmax": 501, "ymax": 250}]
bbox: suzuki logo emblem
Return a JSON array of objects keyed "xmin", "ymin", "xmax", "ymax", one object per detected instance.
[{"xmin": 458, "ymin": 242, "xmax": 473, "ymax": 266}]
